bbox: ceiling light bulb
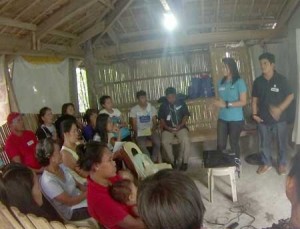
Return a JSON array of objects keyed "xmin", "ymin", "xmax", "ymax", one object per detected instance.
[{"xmin": 163, "ymin": 13, "xmax": 177, "ymax": 31}]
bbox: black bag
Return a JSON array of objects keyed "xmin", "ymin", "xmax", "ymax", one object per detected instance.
[{"xmin": 203, "ymin": 150, "xmax": 237, "ymax": 168}]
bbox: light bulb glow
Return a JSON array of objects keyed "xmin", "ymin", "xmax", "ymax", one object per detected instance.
[{"xmin": 163, "ymin": 13, "xmax": 177, "ymax": 31}]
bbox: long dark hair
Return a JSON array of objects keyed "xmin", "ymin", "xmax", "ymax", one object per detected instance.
[
  {"xmin": 0, "ymin": 163, "xmax": 36, "ymax": 212},
  {"xmin": 95, "ymin": 113, "xmax": 110, "ymax": 143},
  {"xmin": 0, "ymin": 163, "xmax": 61, "ymax": 221},
  {"xmin": 221, "ymin": 57, "xmax": 241, "ymax": 85},
  {"xmin": 83, "ymin": 109, "xmax": 98, "ymax": 125},
  {"xmin": 38, "ymin": 107, "xmax": 51, "ymax": 125}
]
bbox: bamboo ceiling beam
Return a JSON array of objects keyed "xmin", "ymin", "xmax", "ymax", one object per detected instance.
[
  {"xmin": 277, "ymin": 0, "xmax": 300, "ymax": 28},
  {"xmin": 276, "ymin": 0, "xmax": 289, "ymax": 19},
  {"xmin": 0, "ymin": 16, "xmax": 77, "ymax": 39},
  {"xmin": 14, "ymin": 0, "xmax": 65, "ymax": 37},
  {"xmin": 75, "ymin": 0, "xmax": 134, "ymax": 45},
  {"xmin": 248, "ymin": 0, "xmax": 255, "ymax": 19},
  {"xmin": 119, "ymin": 19, "xmax": 277, "ymax": 40},
  {"xmin": 0, "ymin": 0, "xmax": 13, "ymax": 14},
  {"xmin": 0, "ymin": 34, "xmax": 83, "ymax": 58},
  {"xmin": 232, "ymin": 0, "xmax": 238, "ymax": 21},
  {"xmin": 35, "ymin": 0, "xmax": 98, "ymax": 40},
  {"xmin": 95, "ymin": 28, "xmax": 284, "ymax": 58},
  {"xmin": 0, "ymin": 0, "xmax": 40, "ymax": 33},
  {"xmin": 97, "ymin": 0, "xmax": 114, "ymax": 10}
]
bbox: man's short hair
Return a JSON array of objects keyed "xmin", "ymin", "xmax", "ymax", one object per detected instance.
[
  {"xmin": 137, "ymin": 169, "xmax": 206, "ymax": 229},
  {"xmin": 259, "ymin": 52, "xmax": 275, "ymax": 64},
  {"xmin": 165, "ymin": 87, "xmax": 176, "ymax": 96},
  {"xmin": 136, "ymin": 90, "xmax": 146, "ymax": 99},
  {"xmin": 99, "ymin": 95, "xmax": 111, "ymax": 106}
]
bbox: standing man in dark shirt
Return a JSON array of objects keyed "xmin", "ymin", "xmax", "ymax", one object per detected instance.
[
  {"xmin": 158, "ymin": 87, "xmax": 190, "ymax": 171},
  {"xmin": 252, "ymin": 52, "xmax": 294, "ymax": 175}
]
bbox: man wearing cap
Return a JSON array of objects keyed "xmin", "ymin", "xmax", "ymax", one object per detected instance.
[
  {"xmin": 5, "ymin": 112, "xmax": 42, "ymax": 172},
  {"xmin": 158, "ymin": 87, "xmax": 191, "ymax": 171}
]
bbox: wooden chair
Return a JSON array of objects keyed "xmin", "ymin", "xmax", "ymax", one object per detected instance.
[{"xmin": 0, "ymin": 148, "xmax": 10, "ymax": 167}]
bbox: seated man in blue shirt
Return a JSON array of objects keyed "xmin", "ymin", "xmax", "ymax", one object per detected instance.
[{"xmin": 158, "ymin": 87, "xmax": 190, "ymax": 171}]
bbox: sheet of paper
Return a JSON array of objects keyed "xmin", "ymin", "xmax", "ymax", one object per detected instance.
[
  {"xmin": 113, "ymin": 141, "xmax": 125, "ymax": 153},
  {"xmin": 71, "ymin": 199, "xmax": 87, "ymax": 210}
]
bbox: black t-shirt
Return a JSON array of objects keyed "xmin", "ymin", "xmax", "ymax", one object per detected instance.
[
  {"xmin": 36, "ymin": 126, "xmax": 52, "ymax": 141},
  {"xmin": 252, "ymin": 71, "xmax": 293, "ymax": 124},
  {"xmin": 158, "ymin": 100, "xmax": 190, "ymax": 129}
]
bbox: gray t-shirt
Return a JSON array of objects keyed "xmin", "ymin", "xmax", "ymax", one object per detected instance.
[
  {"xmin": 40, "ymin": 164, "xmax": 86, "ymax": 220},
  {"xmin": 130, "ymin": 103, "xmax": 157, "ymax": 137}
]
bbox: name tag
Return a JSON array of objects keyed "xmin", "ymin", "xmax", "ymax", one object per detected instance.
[
  {"xmin": 271, "ymin": 87, "xmax": 279, "ymax": 92},
  {"xmin": 139, "ymin": 115, "xmax": 151, "ymax": 123},
  {"xmin": 167, "ymin": 114, "xmax": 171, "ymax": 121},
  {"xmin": 27, "ymin": 140, "xmax": 34, "ymax": 146},
  {"xmin": 219, "ymin": 87, "xmax": 225, "ymax": 91}
]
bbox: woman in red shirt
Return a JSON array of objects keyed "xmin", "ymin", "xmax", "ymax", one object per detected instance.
[{"xmin": 77, "ymin": 141, "xmax": 145, "ymax": 229}]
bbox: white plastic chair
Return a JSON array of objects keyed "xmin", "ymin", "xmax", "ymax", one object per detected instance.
[{"xmin": 207, "ymin": 166, "xmax": 237, "ymax": 203}]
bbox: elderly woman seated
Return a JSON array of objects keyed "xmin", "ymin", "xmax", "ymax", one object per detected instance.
[{"xmin": 36, "ymin": 138, "xmax": 89, "ymax": 221}]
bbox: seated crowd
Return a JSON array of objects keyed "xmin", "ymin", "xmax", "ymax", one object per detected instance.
[{"xmin": 1, "ymin": 85, "xmax": 298, "ymax": 229}]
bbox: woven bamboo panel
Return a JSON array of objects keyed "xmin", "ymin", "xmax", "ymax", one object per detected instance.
[{"xmin": 97, "ymin": 51, "xmax": 211, "ymax": 106}]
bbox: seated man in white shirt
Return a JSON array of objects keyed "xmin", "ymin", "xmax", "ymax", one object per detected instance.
[{"xmin": 130, "ymin": 90, "xmax": 161, "ymax": 163}]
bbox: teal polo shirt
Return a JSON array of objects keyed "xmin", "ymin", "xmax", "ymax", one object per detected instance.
[{"xmin": 218, "ymin": 78, "xmax": 247, "ymax": 121}]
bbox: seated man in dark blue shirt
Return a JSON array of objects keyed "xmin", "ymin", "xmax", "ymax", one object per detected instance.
[{"xmin": 158, "ymin": 87, "xmax": 190, "ymax": 171}]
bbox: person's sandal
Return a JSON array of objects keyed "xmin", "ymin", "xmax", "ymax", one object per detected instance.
[{"xmin": 256, "ymin": 165, "xmax": 272, "ymax": 174}]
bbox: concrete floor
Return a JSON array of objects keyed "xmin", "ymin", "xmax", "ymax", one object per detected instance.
[{"xmin": 184, "ymin": 135, "xmax": 295, "ymax": 229}]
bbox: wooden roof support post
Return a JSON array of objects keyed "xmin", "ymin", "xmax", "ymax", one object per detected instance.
[{"xmin": 83, "ymin": 40, "xmax": 99, "ymax": 108}]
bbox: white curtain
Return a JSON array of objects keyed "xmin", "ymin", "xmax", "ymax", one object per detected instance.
[
  {"xmin": 292, "ymin": 29, "xmax": 300, "ymax": 144},
  {"xmin": 12, "ymin": 56, "xmax": 70, "ymax": 114}
]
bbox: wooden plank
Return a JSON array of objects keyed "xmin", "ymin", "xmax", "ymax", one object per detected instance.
[
  {"xmin": 119, "ymin": 19, "xmax": 277, "ymax": 40},
  {"xmin": 95, "ymin": 28, "xmax": 284, "ymax": 57},
  {"xmin": 0, "ymin": 16, "xmax": 36, "ymax": 30},
  {"xmin": 0, "ymin": 16, "xmax": 77, "ymax": 39},
  {"xmin": 0, "ymin": 0, "xmax": 40, "ymax": 33},
  {"xmin": 35, "ymin": 0, "xmax": 98, "ymax": 40},
  {"xmin": 75, "ymin": 0, "xmax": 134, "ymax": 44},
  {"xmin": 0, "ymin": 34, "xmax": 83, "ymax": 58},
  {"xmin": 98, "ymin": 0, "xmax": 114, "ymax": 9},
  {"xmin": 277, "ymin": 0, "xmax": 300, "ymax": 28}
]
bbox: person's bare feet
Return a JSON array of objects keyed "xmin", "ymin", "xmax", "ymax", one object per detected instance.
[{"xmin": 256, "ymin": 165, "xmax": 272, "ymax": 174}]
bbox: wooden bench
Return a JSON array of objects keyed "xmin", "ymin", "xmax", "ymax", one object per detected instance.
[{"xmin": 0, "ymin": 201, "xmax": 92, "ymax": 229}]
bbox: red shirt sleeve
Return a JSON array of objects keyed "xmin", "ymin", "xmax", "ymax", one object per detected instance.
[{"xmin": 5, "ymin": 136, "xmax": 19, "ymax": 160}]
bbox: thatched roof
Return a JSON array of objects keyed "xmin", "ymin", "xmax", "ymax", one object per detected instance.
[{"xmin": 0, "ymin": 0, "xmax": 298, "ymax": 58}]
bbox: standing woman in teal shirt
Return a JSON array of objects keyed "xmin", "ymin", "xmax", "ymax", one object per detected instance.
[{"xmin": 213, "ymin": 58, "xmax": 247, "ymax": 159}]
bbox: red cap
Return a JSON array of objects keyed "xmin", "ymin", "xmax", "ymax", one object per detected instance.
[{"xmin": 7, "ymin": 112, "xmax": 21, "ymax": 125}]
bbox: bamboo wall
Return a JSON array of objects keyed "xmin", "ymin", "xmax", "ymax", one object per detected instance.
[{"xmin": 93, "ymin": 47, "xmax": 253, "ymax": 130}]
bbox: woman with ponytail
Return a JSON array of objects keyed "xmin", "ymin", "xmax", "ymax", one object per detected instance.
[{"xmin": 37, "ymin": 138, "xmax": 89, "ymax": 221}]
